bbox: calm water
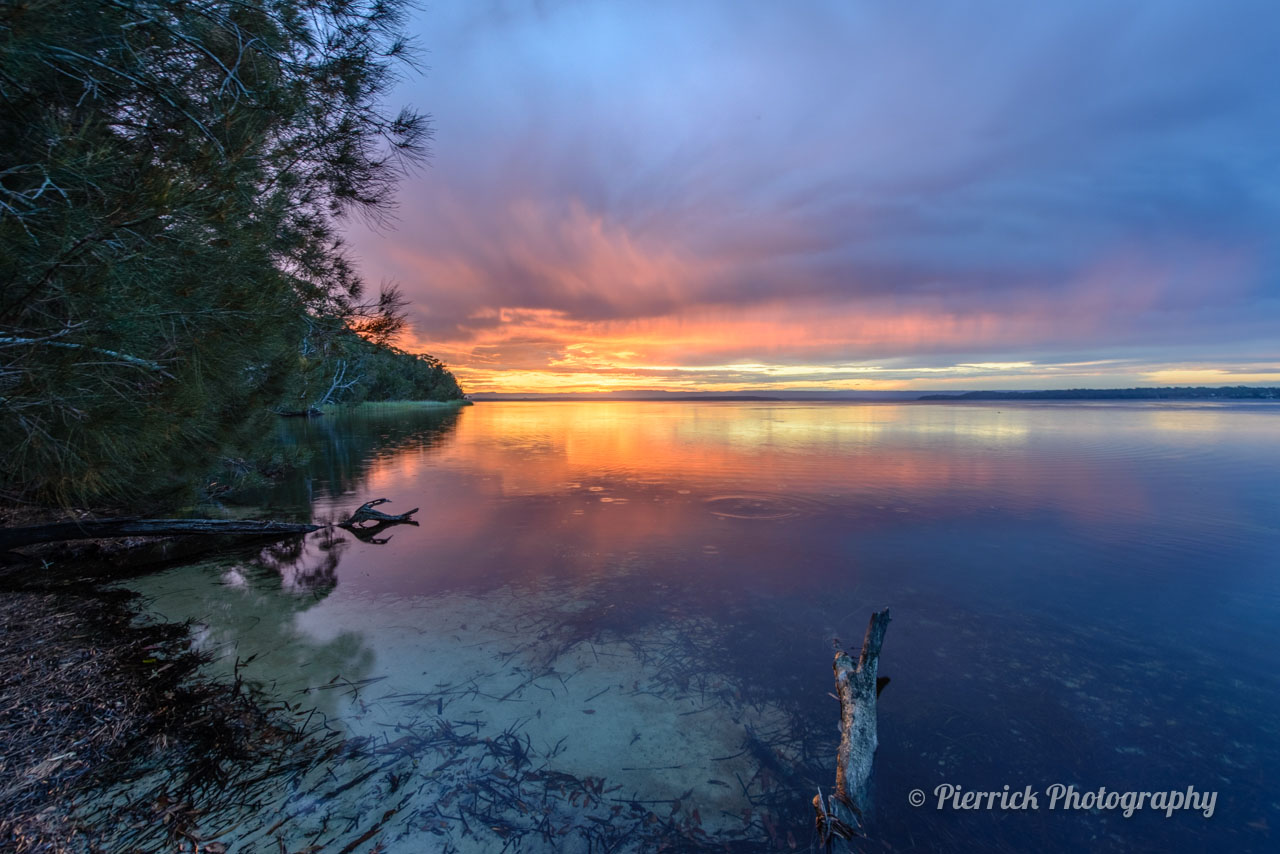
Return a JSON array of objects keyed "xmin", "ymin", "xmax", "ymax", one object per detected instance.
[{"xmin": 120, "ymin": 401, "xmax": 1280, "ymax": 852}]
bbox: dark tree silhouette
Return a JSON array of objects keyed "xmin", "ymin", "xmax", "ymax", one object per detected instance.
[{"xmin": 0, "ymin": 0, "xmax": 455, "ymax": 504}]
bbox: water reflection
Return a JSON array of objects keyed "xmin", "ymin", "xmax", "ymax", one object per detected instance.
[
  {"xmin": 255, "ymin": 527, "xmax": 347, "ymax": 594},
  {"xmin": 238, "ymin": 404, "xmax": 465, "ymax": 516},
  {"xmin": 237, "ymin": 402, "xmax": 1278, "ymax": 609},
  {"xmin": 120, "ymin": 401, "xmax": 1280, "ymax": 853}
]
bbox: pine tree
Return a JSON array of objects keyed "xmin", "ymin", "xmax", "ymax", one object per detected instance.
[{"xmin": 0, "ymin": 0, "xmax": 433, "ymax": 504}]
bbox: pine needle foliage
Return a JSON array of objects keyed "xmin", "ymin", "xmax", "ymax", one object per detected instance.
[{"xmin": 0, "ymin": 0, "xmax": 438, "ymax": 506}]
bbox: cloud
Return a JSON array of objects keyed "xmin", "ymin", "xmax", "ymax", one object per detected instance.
[{"xmin": 347, "ymin": 0, "xmax": 1280, "ymax": 390}]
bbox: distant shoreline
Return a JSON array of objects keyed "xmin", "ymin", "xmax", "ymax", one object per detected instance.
[
  {"xmin": 916, "ymin": 386, "xmax": 1278, "ymax": 401},
  {"xmin": 467, "ymin": 386, "xmax": 1278, "ymax": 403}
]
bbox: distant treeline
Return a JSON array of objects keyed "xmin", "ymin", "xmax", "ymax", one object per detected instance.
[
  {"xmin": 919, "ymin": 386, "xmax": 1279, "ymax": 401},
  {"xmin": 286, "ymin": 329, "xmax": 464, "ymax": 414},
  {"xmin": 0, "ymin": 1, "xmax": 459, "ymax": 507}
]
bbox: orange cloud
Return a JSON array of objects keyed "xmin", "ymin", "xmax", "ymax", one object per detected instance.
[{"xmin": 369, "ymin": 193, "xmax": 1268, "ymax": 393}]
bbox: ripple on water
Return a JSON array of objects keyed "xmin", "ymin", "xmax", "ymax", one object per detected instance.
[{"xmin": 703, "ymin": 492, "xmax": 824, "ymax": 520}]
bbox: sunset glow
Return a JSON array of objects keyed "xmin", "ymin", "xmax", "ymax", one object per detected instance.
[{"xmin": 348, "ymin": 1, "xmax": 1280, "ymax": 393}]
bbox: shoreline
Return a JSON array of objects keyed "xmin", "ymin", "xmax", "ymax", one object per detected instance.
[
  {"xmin": 322, "ymin": 398, "xmax": 473, "ymax": 413},
  {"xmin": 0, "ymin": 575, "xmax": 296, "ymax": 852}
]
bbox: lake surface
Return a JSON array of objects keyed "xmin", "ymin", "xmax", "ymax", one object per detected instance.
[{"xmin": 118, "ymin": 401, "xmax": 1279, "ymax": 852}]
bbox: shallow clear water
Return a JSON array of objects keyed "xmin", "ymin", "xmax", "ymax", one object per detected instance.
[{"xmin": 123, "ymin": 401, "xmax": 1280, "ymax": 852}]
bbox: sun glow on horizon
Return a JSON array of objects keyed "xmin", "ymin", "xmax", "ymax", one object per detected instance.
[
  {"xmin": 374, "ymin": 219, "xmax": 1276, "ymax": 395},
  {"xmin": 395, "ymin": 313, "xmax": 1279, "ymax": 394},
  {"xmin": 342, "ymin": 0, "xmax": 1279, "ymax": 398},
  {"xmin": 396, "ymin": 321, "xmax": 1280, "ymax": 395}
]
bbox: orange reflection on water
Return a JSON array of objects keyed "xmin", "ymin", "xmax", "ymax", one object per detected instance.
[
  {"xmin": 445, "ymin": 401, "xmax": 1032, "ymax": 495},
  {"xmin": 285, "ymin": 400, "xmax": 1275, "ymax": 596}
]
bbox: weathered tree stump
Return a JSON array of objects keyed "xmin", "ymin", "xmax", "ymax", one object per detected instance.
[{"xmin": 814, "ymin": 607, "xmax": 891, "ymax": 847}]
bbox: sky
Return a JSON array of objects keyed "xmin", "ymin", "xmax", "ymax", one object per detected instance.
[{"xmin": 346, "ymin": 0, "xmax": 1280, "ymax": 393}]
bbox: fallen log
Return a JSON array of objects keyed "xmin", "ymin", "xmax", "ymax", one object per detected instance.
[
  {"xmin": 0, "ymin": 498, "xmax": 419, "ymax": 562},
  {"xmin": 0, "ymin": 518, "xmax": 320, "ymax": 551},
  {"xmin": 814, "ymin": 607, "xmax": 891, "ymax": 847}
]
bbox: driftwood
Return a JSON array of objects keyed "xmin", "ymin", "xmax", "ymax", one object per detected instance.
[
  {"xmin": 339, "ymin": 499, "xmax": 419, "ymax": 529},
  {"xmin": 0, "ymin": 518, "xmax": 320, "ymax": 551},
  {"xmin": 335, "ymin": 500, "xmax": 419, "ymax": 545},
  {"xmin": 814, "ymin": 607, "xmax": 891, "ymax": 847}
]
